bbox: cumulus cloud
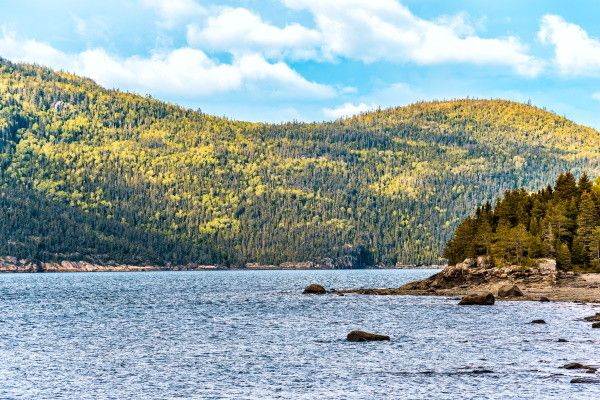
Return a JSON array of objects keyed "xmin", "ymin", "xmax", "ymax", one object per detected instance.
[
  {"xmin": 323, "ymin": 102, "xmax": 377, "ymax": 119},
  {"xmin": 280, "ymin": 0, "xmax": 542, "ymax": 76},
  {"xmin": 538, "ymin": 14, "xmax": 600, "ymax": 76},
  {"xmin": 141, "ymin": 0, "xmax": 205, "ymax": 28},
  {"xmin": 187, "ymin": 7, "xmax": 321, "ymax": 59},
  {"xmin": 0, "ymin": 31, "xmax": 334, "ymax": 99}
]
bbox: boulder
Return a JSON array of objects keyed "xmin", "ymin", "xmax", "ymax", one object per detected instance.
[
  {"xmin": 458, "ymin": 292, "xmax": 495, "ymax": 305},
  {"xmin": 539, "ymin": 296, "xmax": 550, "ymax": 302},
  {"xmin": 497, "ymin": 284, "xmax": 524, "ymax": 298},
  {"xmin": 347, "ymin": 330, "xmax": 390, "ymax": 342},
  {"xmin": 557, "ymin": 338, "xmax": 568, "ymax": 342},
  {"xmin": 593, "ymin": 322, "xmax": 600, "ymax": 328},
  {"xmin": 303, "ymin": 283, "xmax": 326, "ymax": 294},
  {"xmin": 530, "ymin": 319, "xmax": 546, "ymax": 324}
]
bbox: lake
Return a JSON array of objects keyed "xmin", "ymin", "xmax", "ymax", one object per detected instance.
[{"xmin": 0, "ymin": 269, "xmax": 599, "ymax": 399}]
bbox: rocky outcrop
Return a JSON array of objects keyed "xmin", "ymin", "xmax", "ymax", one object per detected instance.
[
  {"xmin": 303, "ymin": 284, "xmax": 326, "ymax": 294},
  {"xmin": 458, "ymin": 292, "xmax": 495, "ymax": 305},
  {"xmin": 347, "ymin": 330, "xmax": 390, "ymax": 342},
  {"xmin": 497, "ymin": 284, "xmax": 524, "ymax": 298},
  {"xmin": 401, "ymin": 257, "xmax": 557, "ymax": 292}
]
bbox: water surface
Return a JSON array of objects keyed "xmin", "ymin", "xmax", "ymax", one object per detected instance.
[{"xmin": 0, "ymin": 269, "xmax": 599, "ymax": 399}]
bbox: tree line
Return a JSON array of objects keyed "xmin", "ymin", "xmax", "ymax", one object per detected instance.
[{"xmin": 444, "ymin": 172, "xmax": 600, "ymax": 271}]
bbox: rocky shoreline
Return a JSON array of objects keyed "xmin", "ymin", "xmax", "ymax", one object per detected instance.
[
  {"xmin": 340, "ymin": 257, "xmax": 600, "ymax": 303},
  {"xmin": 0, "ymin": 256, "xmax": 440, "ymax": 273}
]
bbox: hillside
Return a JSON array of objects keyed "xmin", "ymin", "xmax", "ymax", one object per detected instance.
[{"xmin": 1, "ymin": 58, "xmax": 600, "ymax": 266}]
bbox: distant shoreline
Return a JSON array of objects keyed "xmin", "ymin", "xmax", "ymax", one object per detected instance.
[{"xmin": 0, "ymin": 257, "xmax": 445, "ymax": 273}]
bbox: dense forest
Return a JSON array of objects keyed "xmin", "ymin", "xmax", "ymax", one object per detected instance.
[
  {"xmin": 1, "ymin": 57, "xmax": 600, "ymax": 266},
  {"xmin": 444, "ymin": 172, "xmax": 600, "ymax": 271}
]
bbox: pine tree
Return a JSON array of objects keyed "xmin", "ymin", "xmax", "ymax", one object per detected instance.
[
  {"xmin": 575, "ymin": 192, "xmax": 599, "ymax": 264},
  {"xmin": 556, "ymin": 242, "xmax": 572, "ymax": 270}
]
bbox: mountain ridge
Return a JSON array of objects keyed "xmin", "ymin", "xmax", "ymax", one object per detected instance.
[{"xmin": 1, "ymin": 57, "xmax": 600, "ymax": 266}]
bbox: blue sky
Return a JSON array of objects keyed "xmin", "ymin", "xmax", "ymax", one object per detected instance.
[{"xmin": 2, "ymin": 0, "xmax": 600, "ymax": 127}]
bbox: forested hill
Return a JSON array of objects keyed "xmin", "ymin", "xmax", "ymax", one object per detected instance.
[{"xmin": 2, "ymin": 57, "xmax": 600, "ymax": 266}]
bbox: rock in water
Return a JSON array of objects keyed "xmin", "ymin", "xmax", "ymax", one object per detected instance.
[
  {"xmin": 347, "ymin": 330, "xmax": 390, "ymax": 342},
  {"xmin": 571, "ymin": 377, "xmax": 600, "ymax": 384},
  {"xmin": 530, "ymin": 319, "xmax": 546, "ymax": 324},
  {"xmin": 458, "ymin": 292, "xmax": 495, "ymax": 305},
  {"xmin": 583, "ymin": 313, "xmax": 600, "ymax": 322},
  {"xmin": 303, "ymin": 284, "xmax": 326, "ymax": 294},
  {"xmin": 593, "ymin": 322, "xmax": 600, "ymax": 328},
  {"xmin": 497, "ymin": 284, "xmax": 524, "ymax": 298},
  {"xmin": 561, "ymin": 363, "xmax": 597, "ymax": 372}
]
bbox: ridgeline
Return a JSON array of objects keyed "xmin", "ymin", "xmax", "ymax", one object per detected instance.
[{"xmin": 2, "ymin": 58, "xmax": 600, "ymax": 267}]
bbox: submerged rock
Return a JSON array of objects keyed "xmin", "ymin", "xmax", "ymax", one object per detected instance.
[
  {"xmin": 303, "ymin": 284, "xmax": 326, "ymax": 294},
  {"xmin": 561, "ymin": 363, "xmax": 597, "ymax": 372},
  {"xmin": 571, "ymin": 377, "xmax": 600, "ymax": 384},
  {"xmin": 557, "ymin": 338, "xmax": 568, "ymax": 343},
  {"xmin": 497, "ymin": 284, "xmax": 524, "ymax": 298},
  {"xmin": 583, "ymin": 313, "xmax": 600, "ymax": 322},
  {"xmin": 346, "ymin": 330, "xmax": 390, "ymax": 342},
  {"xmin": 458, "ymin": 292, "xmax": 495, "ymax": 305}
]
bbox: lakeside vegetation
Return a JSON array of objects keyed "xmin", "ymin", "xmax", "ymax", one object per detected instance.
[
  {"xmin": 444, "ymin": 172, "xmax": 600, "ymax": 271},
  {"xmin": 2, "ymin": 58, "xmax": 600, "ymax": 266}
]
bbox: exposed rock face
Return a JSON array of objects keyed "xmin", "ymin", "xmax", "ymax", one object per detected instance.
[
  {"xmin": 497, "ymin": 284, "xmax": 524, "ymax": 298},
  {"xmin": 346, "ymin": 330, "xmax": 390, "ymax": 342},
  {"xmin": 458, "ymin": 292, "xmax": 495, "ymax": 305},
  {"xmin": 303, "ymin": 283, "xmax": 326, "ymax": 294}
]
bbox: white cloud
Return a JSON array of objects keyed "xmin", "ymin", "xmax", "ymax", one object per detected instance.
[
  {"xmin": 187, "ymin": 7, "xmax": 321, "ymax": 59},
  {"xmin": 323, "ymin": 102, "xmax": 377, "ymax": 118},
  {"xmin": 593, "ymin": 92, "xmax": 600, "ymax": 101},
  {"xmin": 281, "ymin": 0, "xmax": 542, "ymax": 76},
  {"xmin": 141, "ymin": 0, "xmax": 205, "ymax": 28},
  {"xmin": 0, "ymin": 31, "xmax": 334, "ymax": 99},
  {"xmin": 538, "ymin": 15, "xmax": 600, "ymax": 76}
]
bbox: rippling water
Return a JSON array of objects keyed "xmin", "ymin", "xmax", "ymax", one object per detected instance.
[{"xmin": 0, "ymin": 269, "xmax": 599, "ymax": 399}]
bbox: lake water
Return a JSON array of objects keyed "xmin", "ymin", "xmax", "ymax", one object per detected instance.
[{"xmin": 0, "ymin": 269, "xmax": 599, "ymax": 399}]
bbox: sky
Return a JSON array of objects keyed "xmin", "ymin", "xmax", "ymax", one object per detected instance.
[{"xmin": 1, "ymin": 0, "xmax": 600, "ymax": 127}]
